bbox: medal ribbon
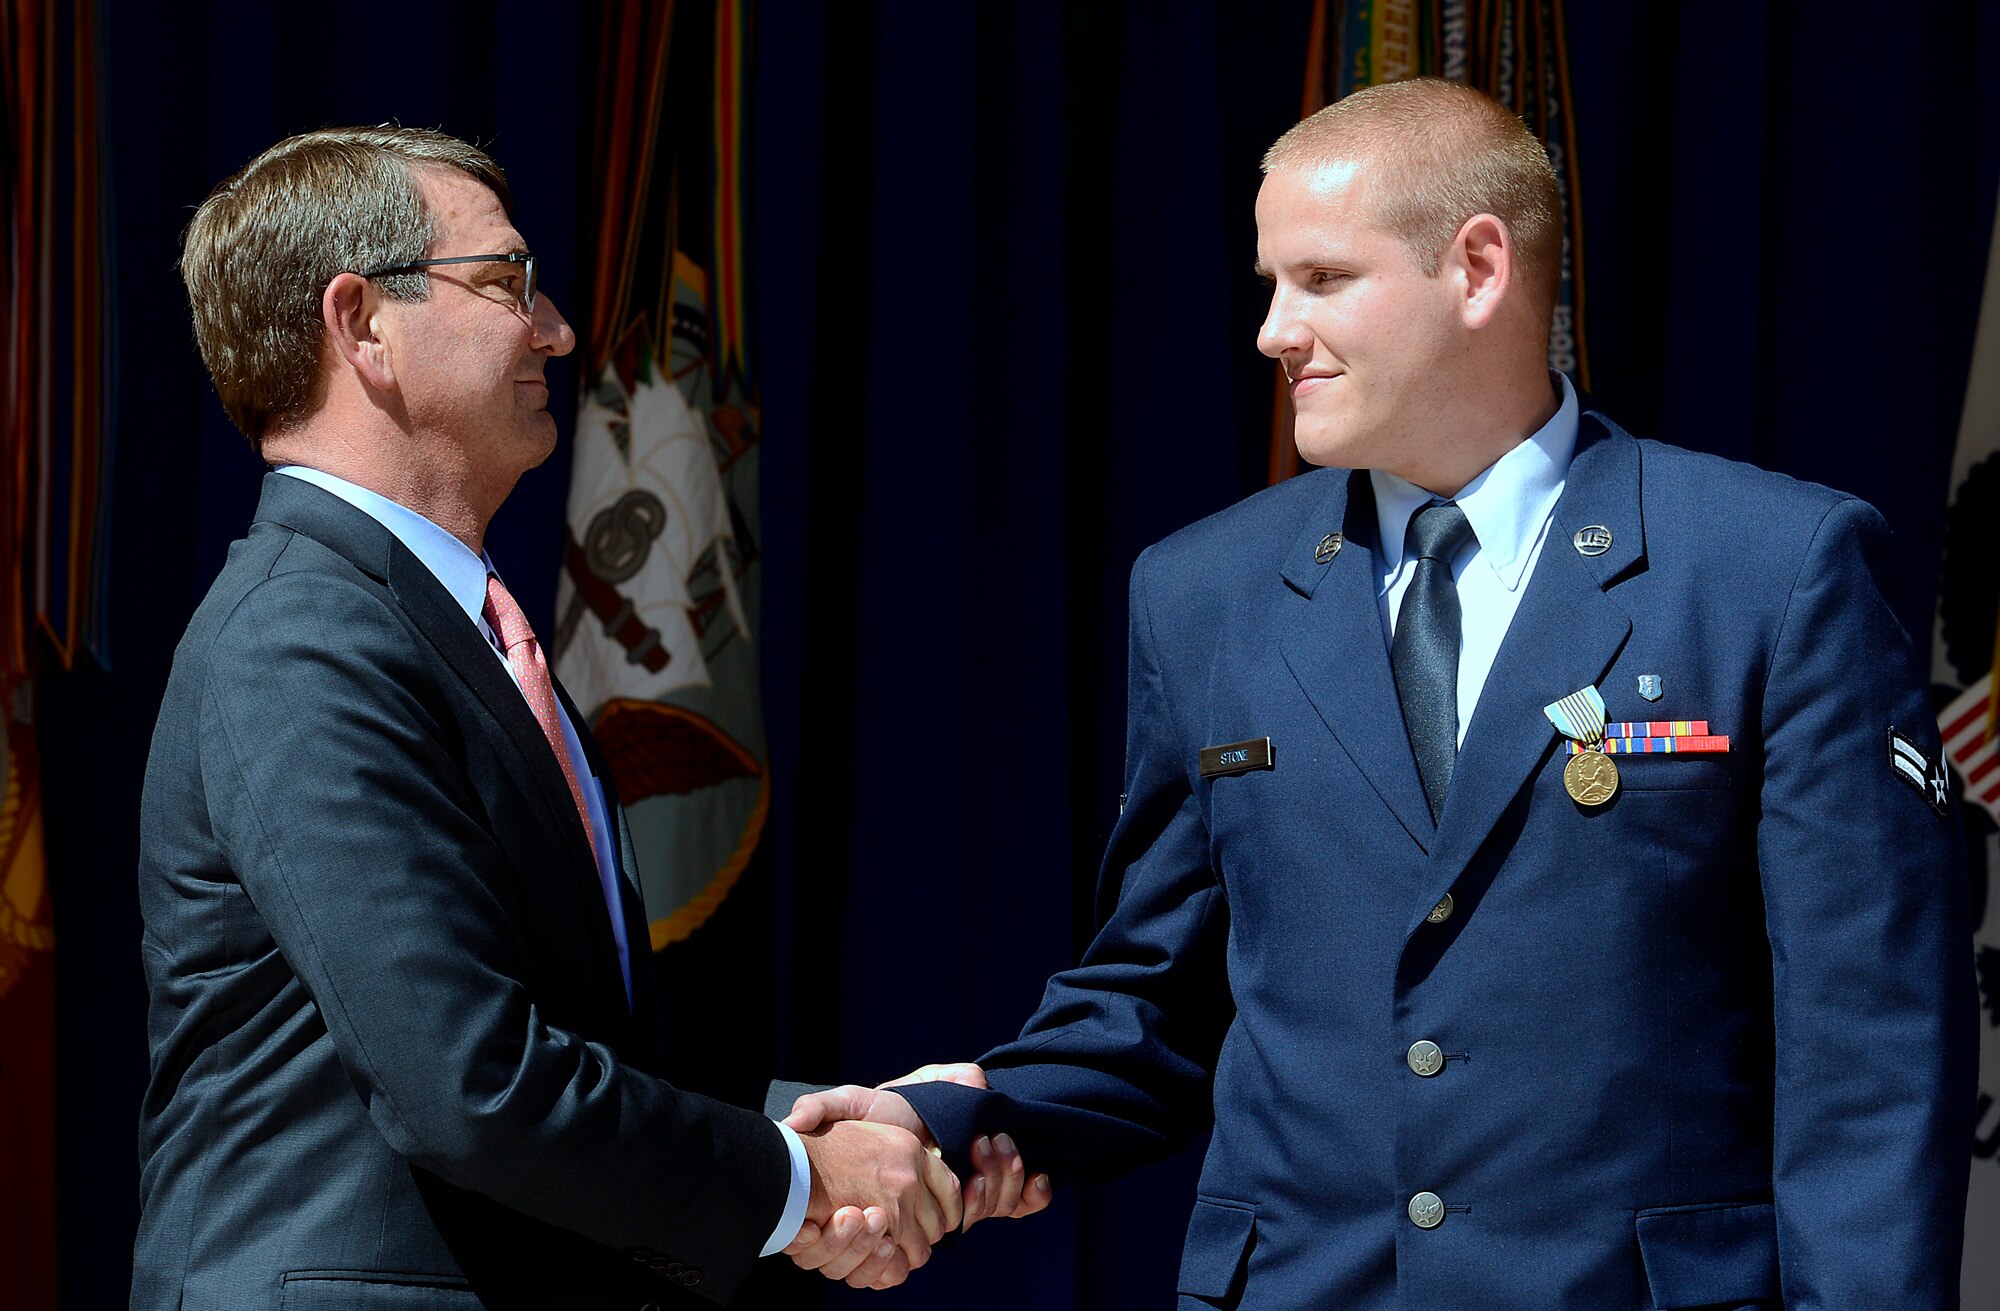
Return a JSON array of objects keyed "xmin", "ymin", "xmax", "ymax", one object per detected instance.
[{"xmin": 1542, "ymin": 685, "xmax": 1606, "ymax": 745}]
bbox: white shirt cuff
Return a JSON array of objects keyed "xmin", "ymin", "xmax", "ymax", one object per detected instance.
[{"xmin": 759, "ymin": 1120, "xmax": 813, "ymax": 1257}]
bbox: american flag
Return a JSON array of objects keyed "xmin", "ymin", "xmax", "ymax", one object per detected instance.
[{"xmin": 1941, "ymin": 672, "xmax": 2000, "ymax": 822}]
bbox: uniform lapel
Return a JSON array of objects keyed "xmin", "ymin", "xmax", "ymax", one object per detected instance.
[
  {"xmin": 1279, "ymin": 469, "xmax": 1435, "ymax": 852},
  {"xmin": 1407, "ymin": 414, "xmax": 1643, "ymax": 934}
]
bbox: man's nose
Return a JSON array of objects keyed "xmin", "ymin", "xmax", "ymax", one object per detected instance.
[
  {"xmin": 533, "ymin": 294, "xmax": 577, "ymax": 358},
  {"xmin": 1256, "ymin": 292, "xmax": 1306, "ymax": 360}
]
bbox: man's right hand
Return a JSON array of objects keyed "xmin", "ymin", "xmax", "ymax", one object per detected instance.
[
  {"xmin": 799, "ymin": 1119, "xmax": 961, "ymax": 1280},
  {"xmin": 787, "ymin": 1072, "xmax": 1053, "ymax": 1232}
]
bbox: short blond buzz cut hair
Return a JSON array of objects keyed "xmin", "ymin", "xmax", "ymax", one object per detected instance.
[{"xmin": 1263, "ymin": 77, "xmax": 1563, "ymax": 317}]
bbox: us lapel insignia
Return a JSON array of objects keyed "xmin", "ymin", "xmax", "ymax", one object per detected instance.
[
  {"xmin": 1314, "ymin": 532, "xmax": 1343, "ymax": 564},
  {"xmin": 1572, "ymin": 525, "xmax": 1613, "ymax": 557},
  {"xmin": 1637, "ymin": 674, "xmax": 1662, "ymax": 701},
  {"xmin": 1199, "ymin": 737, "xmax": 1274, "ymax": 778}
]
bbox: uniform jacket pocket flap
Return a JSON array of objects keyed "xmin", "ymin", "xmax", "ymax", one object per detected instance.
[
  {"xmin": 1177, "ymin": 1198, "xmax": 1255, "ymax": 1299},
  {"xmin": 1635, "ymin": 1201, "xmax": 1778, "ymax": 1308},
  {"xmin": 1610, "ymin": 754, "xmax": 1733, "ymax": 792}
]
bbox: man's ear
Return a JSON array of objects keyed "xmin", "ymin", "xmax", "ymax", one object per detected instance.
[
  {"xmin": 322, "ymin": 272, "xmax": 396, "ymax": 391},
  {"xmin": 1451, "ymin": 213, "xmax": 1513, "ymax": 331}
]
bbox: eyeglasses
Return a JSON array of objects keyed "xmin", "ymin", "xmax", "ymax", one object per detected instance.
[{"xmin": 360, "ymin": 252, "xmax": 536, "ymax": 313}]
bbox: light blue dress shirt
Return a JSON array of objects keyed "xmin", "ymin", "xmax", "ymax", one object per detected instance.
[
  {"xmin": 273, "ymin": 466, "xmax": 810, "ymax": 1257},
  {"xmin": 1369, "ymin": 372, "xmax": 1581, "ymax": 745}
]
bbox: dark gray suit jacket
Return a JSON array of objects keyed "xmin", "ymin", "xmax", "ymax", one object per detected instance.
[{"xmin": 135, "ymin": 474, "xmax": 808, "ymax": 1310}]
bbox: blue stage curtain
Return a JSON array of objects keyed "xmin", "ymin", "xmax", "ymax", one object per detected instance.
[{"xmin": 39, "ymin": 1, "xmax": 1998, "ymax": 1307}]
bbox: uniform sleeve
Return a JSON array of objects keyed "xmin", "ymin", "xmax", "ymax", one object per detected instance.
[
  {"xmin": 1755, "ymin": 497, "xmax": 1975, "ymax": 1309},
  {"xmin": 198, "ymin": 571, "xmax": 788, "ymax": 1302},
  {"xmin": 905, "ymin": 546, "xmax": 1233, "ymax": 1180}
]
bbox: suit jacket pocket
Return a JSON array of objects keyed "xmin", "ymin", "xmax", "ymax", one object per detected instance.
[
  {"xmin": 280, "ymin": 1270, "xmax": 532, "ymax": 1310},
  {"xmin": 1177, "ymin": 1197, "xmax": 1255, "ymax": 1303},
  {"xmin": 1634, "ymin": 1200, "xmax": 1778, "ymax": 1308}
]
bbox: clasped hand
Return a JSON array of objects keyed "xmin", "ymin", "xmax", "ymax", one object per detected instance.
[{"xmin": 782, "ymin": 1063, "xmax": 1053, "ymax": 1289}]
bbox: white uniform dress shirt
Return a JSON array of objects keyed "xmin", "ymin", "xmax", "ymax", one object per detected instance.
[
  {"xmin": 1370, "ymin": 372, "xmax": 1581, "ymax": 744},
  {"xmin": 274, "ymin": 466, "xmax": 810, "ymax": 1256}
]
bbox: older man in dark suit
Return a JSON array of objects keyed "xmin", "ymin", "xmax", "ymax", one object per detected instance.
[{"xmin": 134, "ymin": 127, "xmax": 990, "ymax": 1310}]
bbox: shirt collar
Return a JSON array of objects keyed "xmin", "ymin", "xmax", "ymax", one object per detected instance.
[
  {"xmin": 274, "ymin": 465, "xmax": 495, "ymax": 626},
  {"xmin": 1368, "ymin": 371, "xmax": 1580, "ymax": 593}
]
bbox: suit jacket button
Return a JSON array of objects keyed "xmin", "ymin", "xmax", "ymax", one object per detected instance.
[
  {"xmin": 1409, "ymin": 1191, "xmax": 1446, "ymax": 1228},
  {"xmin": 680, "ymin": 1269, "xmax": 703, "ymax": 1286},
  {"xmin": 661, "ymin": 1261, "xmax": 683, "ymax": 1277},
  {"xmin": 1406, "ymin": 1039, "xmax": 1444, "ymax": 1077},
  {"xmin": 1426, "ymin": 893, "xmax": 1454, "ymax": 924}
]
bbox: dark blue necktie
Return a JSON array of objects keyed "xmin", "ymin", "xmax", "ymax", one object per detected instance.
[{"xmin": 1391, "ymin": 501, "xmax": 1475, "ymax": 823}]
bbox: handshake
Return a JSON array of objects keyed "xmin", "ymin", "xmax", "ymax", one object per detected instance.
[{"xmin": 782, "ymin": 1062, "xmax": 1052, "ymax": 1290}]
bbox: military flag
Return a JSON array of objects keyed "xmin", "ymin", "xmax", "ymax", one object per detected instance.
[
  {"xmin": 2, "ymin": 0, "xmax": 114, "ymax": 1305},
  {"xmin": 555, "ymin": 0, "xmax": 767, "ymax": 952},
  {"xmin": 1937, "ymin": 190, "xmax": 2000, "ymax": 1304},
  {"xmin": 1272, "ymin": 0, "xmax": 1588, "ymax": 483}
]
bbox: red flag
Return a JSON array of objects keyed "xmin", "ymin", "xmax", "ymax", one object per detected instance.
[{"xmin": 0, "ymin": 682, "xmax": 55, "ymax": 1309}]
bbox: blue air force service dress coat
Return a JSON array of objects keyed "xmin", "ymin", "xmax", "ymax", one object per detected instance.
[{"xmin": 903, "ymin": 411, "xmax": 1974, "ymax": 1310}]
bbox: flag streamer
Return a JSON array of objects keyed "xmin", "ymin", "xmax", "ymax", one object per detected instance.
[
  {"xmin": 558, "ymin": 0, "xmax": 768, "ymax": 951},
  {"xmin": 1, "ymin": 5, "xmax": 107, "ymax": 1301}
]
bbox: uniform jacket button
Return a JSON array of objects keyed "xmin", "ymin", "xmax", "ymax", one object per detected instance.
[
  {"xmin": 1406, "ymin": 1039, "xmax": 1444, "ymax": 1076},
  {"xmin": 1427, "ymin": 893, "xmax": 1454, "ymax": 924},
  {"xmin": 1409, "ymin": 1191, "xmax": 1446, "ymax": 1229}
]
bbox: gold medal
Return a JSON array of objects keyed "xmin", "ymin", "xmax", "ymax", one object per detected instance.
[{"xmin": 1563, "ymin": 748, "xmax": 1619, "ymax": 806}]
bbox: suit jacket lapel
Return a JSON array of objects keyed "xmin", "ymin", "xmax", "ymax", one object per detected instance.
[
  {"xmin": 1407, "ymin": 414, "xmax": 1643, "ymax": 934},
  {"xmin": 550, "ymin": 677, "xmax": 654, "ymax": 1035},
  {"xmin": 608, "ymin": 802, "xmax": 657, "ymax": 1044},
  {"xmin": 553, "ymin": 678, "xmax": 646, "ymax": 909},
  {"xmin": 1279, "ymin": 469, "xmax": 1435, "ymax": 852},
  {"xmin": 253, "ymin": 474, "xmax": 632, "ymax": 1024},
  {"xmin": 387, "ymin": 548, "xmax": 638, "ymax": 1029}
]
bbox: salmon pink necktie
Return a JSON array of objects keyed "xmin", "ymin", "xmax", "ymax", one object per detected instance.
[{"xmin": 482, "ymin": 572, "xmax": 597, "ymax": 858}]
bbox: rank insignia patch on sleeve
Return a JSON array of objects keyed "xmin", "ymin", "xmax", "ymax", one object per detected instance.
[{"xmin": 1888, "ymin": 726, "xmax": 1950, "ymax": 818}]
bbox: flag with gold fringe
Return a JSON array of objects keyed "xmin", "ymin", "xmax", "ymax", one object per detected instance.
[
  {"xmin": 1271, "ymin": 0, "xmax": 1588, "ymax": 483},
  {"xmin": 2, "ymin": 0, "xmax": 114, "ymax": 1306},
  {"xmin": 554, "ymin": 0, "xmax": 767, "ymax": 953}
]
